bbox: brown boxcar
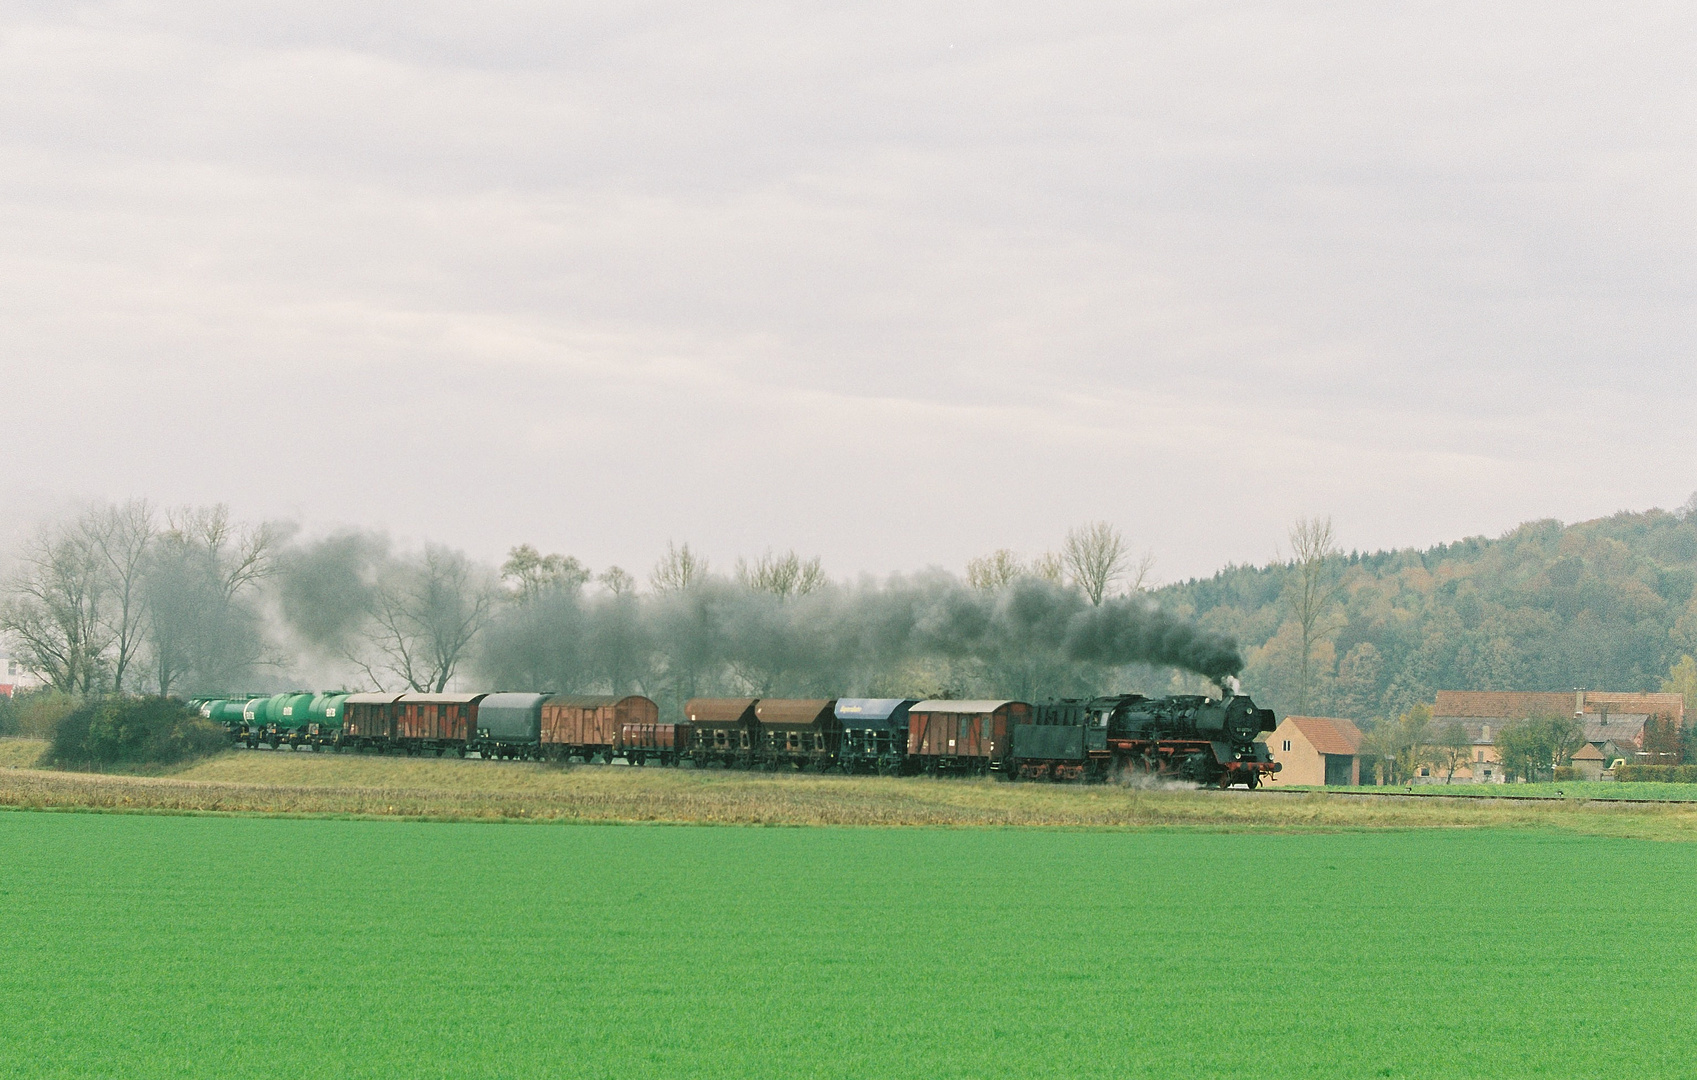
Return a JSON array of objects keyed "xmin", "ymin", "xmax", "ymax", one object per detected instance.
[
  {"xmin": 683, "ymin": 698, "xmax": 759, "ymax": 768},
  {"xmin": 907, "ymin": 699, "xmax": 1032, "ymax": 775},
  {"xmin": 752, "ymin": 698, "xmax": 839, "ymax": 771},
  {"xmin": 341, "ymin": 692, "xmax": 405, "ymax": 751},
  {"xmin": 618, "ymin": 722, "xmax": 692, "ymax": 767},
  {"xmin": 542, "ymin": 695, "xmax": 659, "ymax": 762},
  {"xmin": 394, "ymin": 693, "xmax": 486, "ymax": 755}
]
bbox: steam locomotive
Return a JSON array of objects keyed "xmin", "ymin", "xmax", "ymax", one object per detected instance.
[
  {"xmin": 1012, "ymin": 693, "xmax": 1280, "ymax": 786},
  {"xmin": 201, "ymin": 689, "xmax": 1280, "ymax": 787}
]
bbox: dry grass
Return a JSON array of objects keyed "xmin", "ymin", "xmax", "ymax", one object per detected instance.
[
  {"xmin": 0, "ymin": 738, "xmax": 48, "ymax": 769},
  {"xmin": 6, "ymin": 747, "xmax": 1697, "ymax": 839}
]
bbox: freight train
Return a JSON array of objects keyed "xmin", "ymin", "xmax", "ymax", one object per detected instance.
[{"xmin": 196, "ymin": 690, "xmax": 1280, "ymax": 787}]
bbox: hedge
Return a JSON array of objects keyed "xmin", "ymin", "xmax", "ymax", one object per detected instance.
[
  {"xmin": 1614, "ymin": 764, "xmax": 1697, "ymax": 784},
  {"xmin": 48, "ymin": 697, "xmax": 227, "ymax": 770}
]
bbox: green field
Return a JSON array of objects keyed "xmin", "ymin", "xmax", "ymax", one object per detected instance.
[{"xmin": 3, "ymin": 813, "xmax": 1696, "ymax": 1078}]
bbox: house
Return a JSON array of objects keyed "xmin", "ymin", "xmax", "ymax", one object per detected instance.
[
  {"xmin": 1569, "ymin": 744, "xmax": 1606, "ymax": 781},
  {"xmin": 1266, "ymin": 716, "xmax": 1363, "ymax": 786},
  {"xmin": 1431, "ymin": 689, "xmax": 1684, "ymax": 781},
  {"xmin": 0, "ymin": 648, "xmax": 44, "ymax": 698}
]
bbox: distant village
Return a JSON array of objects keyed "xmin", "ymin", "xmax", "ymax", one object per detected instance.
[{"xmin": 1266, "ymin": 690, "xmax": 1686, "ymax": 786}]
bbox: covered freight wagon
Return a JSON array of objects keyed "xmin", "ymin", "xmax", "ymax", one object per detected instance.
[
  {"xmin": 907, "ymin": 700, "xmax": 1031, "ymax": 775},
  {"xmin": 474, "ymin": 692, "xmax": 550, "ymax": 760},
  {"xmin": 835, "ymin": 698, "xmax": 917, "ymax": 774},
  {"xmin": 542, "ymin": 695, "xmax": 659, "ymax": 762},
  {"xmin": 342, "ymin": 692, "xmax": 405, "ymax": 751},
  {"xmin": 395, "ymin": 693, "xmax": 486, "ymax": 755},
  {"xmin": 684, "ymin": 698, "xmax": 758, "ymax": 768},
  {"xmin": 752, "ymin": 699, "xmax": 838, "ymax": 771}
]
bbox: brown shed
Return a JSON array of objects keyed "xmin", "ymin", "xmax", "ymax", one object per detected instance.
[
  {"xmin": 752, "ymin": 698, "xmax": 839, "ymax": 769},
  {"xmin": 542, "ymin": 695, "xmax": 659, "ymax": 761},
  {"xmin": 395, "ymin": 693, "xmax": 486, "ymax": 747},
  {"xmin": 342, "ymin": 692, "xmax": 405, "ymax": 744},
  {"xmin": 684, "ymin": 698, "xmax": 759, "ymax": 766}
]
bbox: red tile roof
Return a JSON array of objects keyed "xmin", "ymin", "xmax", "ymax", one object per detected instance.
[
  {"xmin": 1286, "ymin": 716, "xmax": 1363, "ymax": 756},
  {"xmin": 1434, "ymin": 690, "xmax": 1684, "ymax": 724}
]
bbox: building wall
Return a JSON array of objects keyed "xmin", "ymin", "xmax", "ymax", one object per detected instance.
[{"xmin": 1266, "ymin": 721, "xmax": 1325, "ymax": 785}]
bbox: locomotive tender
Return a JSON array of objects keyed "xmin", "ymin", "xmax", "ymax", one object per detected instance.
[{"xmin": 198, "ymin": 689, "xmax": 1280, "ymax": 786}]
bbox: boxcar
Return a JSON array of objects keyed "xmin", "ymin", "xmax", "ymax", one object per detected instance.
[
  {"xmin": 474, "ymin": 692, "xmax": 550, "ymax": 760},
  {"xmin": 542, "ymin": 695, "xmax": 659, "ymax": 763},
  {"xmin": 907, "ymin": 700, "xmax": 1031, "ymax": 775},
  {"xmin": 618, "ymin": 722, "xmax": 691, "ymax": 767},
  {"xmin": 342, "ymin": 692, "xmax": 404, "ymax": 751},
  {"xmin": 395, "ymin": 693, "xmax": 486, "ymax": 755},
  {"xmin": 834, "ymin": 698, "xmax": 917, "ymax": 774},
  {"xmin": 684, "ymin": 698, "xmax": 759, "ymax": 768},
  {"xmin": 752, "ymin": 699, "xmax": 839, "ymax": 771}
]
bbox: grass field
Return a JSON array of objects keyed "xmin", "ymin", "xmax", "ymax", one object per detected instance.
[{"xmin": 3, "ymin": 812, "xmax": 1696, "ymax": 1079}]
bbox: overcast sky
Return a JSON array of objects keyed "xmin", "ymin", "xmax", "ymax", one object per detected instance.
[{"xmin": 2, "ymin": 2, "xmax": 1692, "ymax": 583}]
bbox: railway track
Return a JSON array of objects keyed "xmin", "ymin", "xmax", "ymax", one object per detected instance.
[{"xmin": 1233, "ymin": 786, "xmax": 1697, "ymax": 806}]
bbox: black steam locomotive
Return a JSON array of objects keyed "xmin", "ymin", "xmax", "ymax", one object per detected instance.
[{"xmin": 1011, "ymin": 693, "xmax": 1279, "ymax": 787}]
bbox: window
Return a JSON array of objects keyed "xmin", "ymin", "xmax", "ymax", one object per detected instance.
[
  {"xmin": 959, "ymin": 718, "xmax": 969, "ymax": 746},
  {"xmin": 740, "ymin": 731, "xmax": 750, "ymax": 749},
  {"xmin": 814, "ymin": 733, "xmax": 825, "ymax": 751},
  {"xmin": 1282, "ymin": 740, "xmax": 1291, "ymax": 752},
  {"xmin": 1476, "ymin": 750, "xmax": 1484, "ymax": 762}
]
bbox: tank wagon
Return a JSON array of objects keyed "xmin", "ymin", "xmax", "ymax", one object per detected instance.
[
  {"xmin": 834, "ymin": 699, "xmax": 916, "ymax": 774},
  {"xmin": 542, "ymin": 695, "xmax": 659, "ymax": 762},
  {"xmin": 909, "ymin": 700, "xmax": 1029, "ymax": 775},
  {"xmin": 685, "ymin": 698, "xmax": 758, "ymax": 768},
  {"xmin": 752, "ymin": 699, "xmax": 838, "ymax": 771},
  {"xmin": 1016, "ymin": 693, "xmax": 1279, "ymax": 786}
]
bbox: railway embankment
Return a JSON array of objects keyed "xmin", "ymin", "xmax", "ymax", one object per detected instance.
[{"xmin": 5, "ymin": 742, "xmax": 1697, "ymax": 839}]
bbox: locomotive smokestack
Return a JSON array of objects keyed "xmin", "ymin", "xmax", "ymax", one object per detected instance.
[{"xmin": 1223, "ymin": 675, "xmax": 1241, "ymax": 696}]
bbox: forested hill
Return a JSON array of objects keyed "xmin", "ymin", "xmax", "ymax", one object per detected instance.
[{"xmin": 1155, "ymin": 509, "xmax": 1697, "ymax": 723}]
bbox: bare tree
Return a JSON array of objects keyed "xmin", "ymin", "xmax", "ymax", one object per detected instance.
[
  {"xmin": 159, "ymin": 506, "xmax": 279, "ymax": 598},
  {"xmin": 0, "ymin": 521, "xmax": 110, "ymax": 695},
  {"xmin": 966, "ymin": 549, "xmax": 1023, "ymax": 590},
  {"xmin": 357, "ymin": 545, "xmax": 498, "ymax": 692},
  {"xmin": 1062, "ymin": 521, "xmax": 1129, "ymax": 605},
  {"xmin": 649, "ymin": 541, "xmax": 708, "ymax": 593},
  {"xmin": 1285, "ymin": 515, "xmax": 1346, "ymax": 715},
  {"xmin": 501, "ymin": 544, "xmax": 590, "ymax": 601},
  {"xmin": 1029, "ymin": 552, "xmax": 1065, "ymax": 584},
  {"xmin": 92, "ymin": 500, "xmax": 155, "ymax": 693},
  {"xmin": 597, "ymin": 566, "xmax": 636, "ymax": 596},
  {"xmin": 736, "ymin": 550, "xmax": 826, "ymax": 599},
  {"xmin": 144, "ymin": 507, "xmax": 278, "ymax": 695}
]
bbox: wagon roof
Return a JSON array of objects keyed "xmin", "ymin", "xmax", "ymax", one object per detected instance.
[
  {"xmin": 753, "ymin": 699, "xmax": 837, "ymax": 726},
  {"xmin": 684, "ymin": 698, "xmax": 759, "ymax": 723},
  {"xmin": 835, "ymin": 698, "xmax": 918, "ymax": 723},
  {"xmin": 396, "ymin": 693, "xmax": 487, "ymax": 704},
  {"xmin": 481, "ymin": 692, "xmax": 553, "ymax": 710},
  {"xmin": 910, "ymin": 699, "xmax": 1024, "ymax": 715},
  {"xmin": 544, "ymin": 695, "xmax": 620, "ymax": 708},
  {"xmin": 344, "ymin": 692, "xmax": 406, "ymax": 704}
]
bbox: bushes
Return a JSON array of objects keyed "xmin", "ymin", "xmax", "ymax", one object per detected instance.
[
  {"xmin": 0, "ymin": 689, "xmax": 82, "ymax": 740},
  {"xmin": 48, "ymin": 697, "xmax": 227, "ymax": 770},
  {"xmin": 1615, "ymin": 764, "xmax": 1697, "ymax": 784}
]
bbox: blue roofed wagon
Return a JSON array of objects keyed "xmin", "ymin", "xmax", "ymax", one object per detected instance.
[{"xmin": 834, "ymin": 698, "xmax": 917, "ymax": 774}]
